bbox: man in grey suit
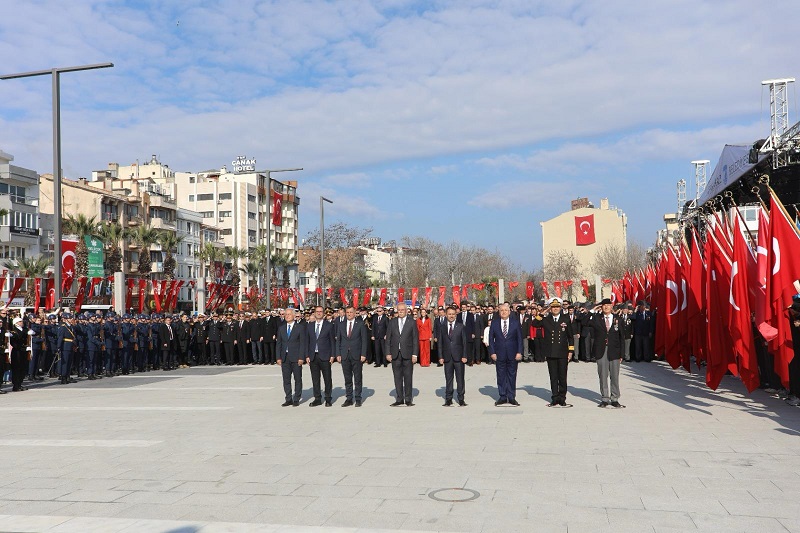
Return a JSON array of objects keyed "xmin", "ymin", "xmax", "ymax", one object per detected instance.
[
  {"xmin": 336, "ymin": 306, "xmax": 369, "ymax": 407},
  {"xmin": 385, "ymin": 302, "xmax": 419, "ymax": 406},
  {"xmin": 276, "ymin": 308, "xmax": 307, "ymax": 406},
  {"xmin": 437, "ymin": 306, "xmax": 468, "ymax": 406}
]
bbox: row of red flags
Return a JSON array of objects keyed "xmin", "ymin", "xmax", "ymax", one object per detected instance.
[{"xmin": 610, "ymin": 189, "xmax": 799, "ymax": 392}]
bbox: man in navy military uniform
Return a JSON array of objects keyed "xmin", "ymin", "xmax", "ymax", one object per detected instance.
[
  {"xmin": 57, "ymin": 314, "xmax": 78, "ymax": 385},
  {"xmin": 534, "ymin": 298, "xmax": 575, "ymax": 407}
]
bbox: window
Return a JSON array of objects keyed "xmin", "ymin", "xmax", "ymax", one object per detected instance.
[
  {"xmin": 248, "ymin": 230, "xmax": 256, "ymax": 242},
  {"xmin": 219, "ymin": 211, "xmax": 232, "ymax": 218},
  {"xmin": 0, "ymin": 246, "xmax": 26, "ymax": 259},
  {"xmin": 0, "ymin": 184, "xmax": 27, "ymax": 203},
  {"xmin": 247, "ymin": 194, "xmax": 256, "ymax": 203},
  {"xmin": 200, "ymin": 211, "xmax": 214, "ymax": 218},
  {"xmin": 248, "ymin": 212, "xmax": 256, "ymax": 220},
  {"xmin": 221, "ymin": 229, "xmax": 232, "ymax": 236},
  {"xmin": 189, "ymin": 176, "xmax": 196, "ymax": 183},
  {"xmin": 0, "ymin": 211, "xmax": 7, "ymax": 225},
  {"xmin": 197, "ymin": 193, "xmax": 214, "ymax": 201},
  {"xmin": 219, "ymin": 193, "xmax": 232, "ymax": 200},
  {"xmin": 188, "ymin": 194, "xmax": 195, "ymax": 202}
]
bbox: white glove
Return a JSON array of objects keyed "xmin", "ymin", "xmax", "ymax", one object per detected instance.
[
  {"xmin": 26, "ymin": 347, "xmax": 32, "ymax": 352},
  {"xmin": 28, "ymin": 330, "xmax": 35, "ymax": 335},
  {"xmin": 4, "ymin": 332, "xmax": 11, "ymax": 337},
  {"xmin": 4, "ymin": 348, "xmax": 9, "ymax": 353}
]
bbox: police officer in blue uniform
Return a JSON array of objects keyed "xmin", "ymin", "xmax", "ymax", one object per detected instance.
[
  {"xmin": 631, "ymin": 301, "xmax": 654, "ymax": 362},
  {"xmin": 86, "ymin": 314, "xmax": 103, "ymax": 380}
]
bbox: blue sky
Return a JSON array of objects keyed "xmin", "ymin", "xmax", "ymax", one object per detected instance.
[{"xmin": 1, "ymin": 0, "xmax": 798, "ymax": 271}]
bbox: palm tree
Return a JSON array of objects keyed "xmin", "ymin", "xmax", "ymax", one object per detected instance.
[
  {"xmin": 62, "ymin": 214, "xmax": 100, "ymax": 277},
  {"xmin": 238, "ymin": 261, "xmax": 260, "ymax": 287},
  {"xmin": 158, "ymin": 231, "xmax": 184, "ymax": 280},
  {"xmin": 2, "ymin": 255, "xmax": 53, "ymax": 306},
  {"xmin": 223, "ymin": 246, "xmax": 247, "ymax": 285},
  {"xmin": 270, "ymin": 251, "xmax": 294, "ymax": 289},
  {"xmin": 129, "ymin": 224, "xmax": 161, "ymax": 278},
  {"xmin": 97, "ymin": 221, "xmax": 126, "ymax": 274},
  {"xmin": 195, "ymin": 242, "xmax": 224, "ymax": 280},
  {"xmin": 249, "ymin": 244, "xmax": 269, "ymax": 287}
]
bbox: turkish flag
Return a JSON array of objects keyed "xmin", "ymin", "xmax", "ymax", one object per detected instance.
[
  {"xmin": 526, "ymin": 281, "xmax": 534, "ymax": 300},
  {"xmin": 705, "ymin": 228, "xmax": 737, "ymax": 390},
  {"xmin": 125, "ymin": 278, "xmax": 135, "ymax": 311},
  {"xmin": 34, "ymin": 278, "xmax": 41, "ymax": 313},
  {"xmin": 73, "ymin": 277, "xmax": 89, "ymax": 313},
  {"xmin": 171, "ymin": 280, "xmax": 185, "ymax": 310},
  {"xmin": 754, "ymin": 208, "xmax": 777, "ymax": 341},
  {"xmin": 352, "ymin": 288, "xmax": 360, "ymax": 308},
  {"xmin": 45, "ymin": 278, "xmax": 55, "ymax": 311},
  {"xmin": 424, "ymin": 287, "xmax": 432, "ymax": 307},
  {"xmin": 575, "ymin": 214, "xmax": 596, "ymax": 246},
  {"xmin": 340, "ymin": 288, "xmax": 348, "ymax": 306},
  {"xmin": 472, "ymin": 283, "xmax": 485, "ymax": 291},
  {"xmin": 540, "ymin": 281, "xmax": 549, "ymax": 299},
  {"xmin": 461, "ymin": 284, "xmax": 468, "ymax": 300},
  {"xmin": 687, "ymin": 230, "xmax": 706, "ymax": 366},
  {"xmin": 662, "ymin": 246, "xmax": 684, "ymax": 370},
  {"xmin": 272, "ymin": 193, "xmax": 282, "ymax": 226},
  {"xmin": 766, "ymin": 190, "xmax": 800, "ymax": 386},
  {"xmin": 379, "ymin": 288, "xmax": 387, "ymax": 306},
  {"xmin": 730, "ymin": 214, "xmax": 759, "ymax": 392},
  {"xmin": 452, "ymin": 286, "xmax": 460, "ymax": 306},
  {"xmin": 363, "ymin": 288, "xmax": 372, "ymax": 307},
  {"xmin": 138, "ymin": 279, "xmax": 147, "ymax": 313},
  {"xmin": 508, "ymin": 281, "xmax": 519, "ymax": 292},
  {"xmin": 438, "ymin": 286, "xmax": 445, "ymax": 307},
  {"xmin": 61, "ymin": 239, "xmax": 78, "ymax": 293},
  {"xmin": 553, "ymin": 281, "xmax": 562, "ymax": 298},
  {"xmin": 581, "ymin": 279, "xmax": 590, "ymax": 299},
  {"xmin": 411, "ymin": 287, "xmax": 418, "ymax": 307},
  {"xmin": 398, "ymin": 287, "xmax": 405, "ymax": 302}
]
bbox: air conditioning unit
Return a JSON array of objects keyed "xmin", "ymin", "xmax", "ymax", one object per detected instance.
[
  {"xmin": 217, "ymin": 200, "xmax": 223, "ymax": 204},
  {"xmin": 219, "ymin": 217, "xmax": 225, "ymax": 222}
]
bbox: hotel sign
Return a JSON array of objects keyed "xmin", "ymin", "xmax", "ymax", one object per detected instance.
[{"xmin": 232, "ymin": 155, "xmax": 256, "ymax": 174}]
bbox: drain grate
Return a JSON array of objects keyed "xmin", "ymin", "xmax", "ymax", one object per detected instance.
[{"xmin": 428, "ymin": 488, "xmax": 480, "ymax": 503}]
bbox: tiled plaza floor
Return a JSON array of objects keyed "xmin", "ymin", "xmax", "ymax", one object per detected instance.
[{"xmin": 1, "ymin": 360, "xmax": 798, "ymax": 532}]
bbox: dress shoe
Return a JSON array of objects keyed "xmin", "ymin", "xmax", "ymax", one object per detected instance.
[
  {"xmin": 341, "ymin": 400, "xmax": 353, "ymax": 407},
  {"xmin": 405, "ymin": 401, "xmax": 415, "ymax": 406},
  {"xmin": 546, "ymin": 402, "xmax": 558, "ymax": 407},
  {"xmin": 559, "ymin": 401, "xmax": 573, "ymax": 408},
  {"xmin": 281, "ymin": 400, "xmax": 293, "ymax": 407},
  {"xmin": 598, "ymin": 401, "xmax": 609, "ymax": 408},
  {"xmin": 571, "ymin": 358, "xmax": 579, "ymax": 363},
  {"xmin": 373, "ymin": 364, "xmax": 381, "ymax": 368},
  {"xmin": 325, "ymin": 401, "xmax": 332, "ymax": 407},
  {"xmin": 443, "ymin": 400, "xmax": 453, "ymax": 407},
  {"xmin": 292, "ymin": 401, "xmax": 300, "ymax": 406},
  {"xmin": 610, "ymin": 401, "xmax": 626, "ymax": 409},
  {"xmin": 309, "ymin": 400, "xmax": 322, "ymax": 407},
  {"xmin": 0, "ymin": 389, "xmax": 6, "ymax": 394},
  {"xmin": 391, "ymin": 401, "xmax": 404, "ymax": 407},
  {"xmin": 355, "ymin": 401, "xmax": 362, "ymax": 407},
  {"xmin": 458, "ymin": 400, "xmax": 467, "ymax": 407},
  {"xmin": 495, "ymin": 398, "xmax": 507, "ymax": 406},
  {"xmin": 68, "ymin": 377, "xmax": 77, "ymax": 383},
  {"xmin": 509, "ymin": 399, "xmax": 520, "ymax": 406},
  {"xmin": 88, "ymin": 374, "xmax": 96, "ymax": 380}
]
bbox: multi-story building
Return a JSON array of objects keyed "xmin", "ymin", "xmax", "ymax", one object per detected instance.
[
  {"xmin": 540, "ymin": 197, "xmax": 628, "ymax": 287},
  {"xmin": 174, "ymin": 164, "xmax": 300, "ymax": 289},
  {"xmin": 0, "ymin": 149, "xmax": 41, "ymax": 262}
]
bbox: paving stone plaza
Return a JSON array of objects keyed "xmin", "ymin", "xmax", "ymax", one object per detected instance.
[{"xmin": 1, "ymin": 362, "xmax": 798, "ymax": 533}]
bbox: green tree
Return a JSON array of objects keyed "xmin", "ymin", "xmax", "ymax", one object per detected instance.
[
  {"xmin": 158, "ymin": 231, "xmax": 184, "ymax": 280},
  {"xmin": 97, "ymin": 221, "xmax": 126, "ymax": 274},
  {"xmin": 129, "ymin": 224, "xmax": 161, "ymax": 278},
  {"xmin": 62, "ymin": 214, "xmax": 100, "ymax": 278},
  {"xmin": 2, "ymin": 255, "xmax": 53, "ymax": 306}
]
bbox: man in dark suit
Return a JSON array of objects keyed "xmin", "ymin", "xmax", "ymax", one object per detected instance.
[
  {"xmin": 437, "ymin": 306, "xmax": 468, "ymax": 406},
  {"xmin": 472, "ymin": 306, "xmax": 487, "ymax": 364},
  {"xmin": 488, "ymin": 303, "xmax": 524, "ymax": 406},
  {"xmin": 370, "ymin": 306, "xmax": 389, "ymax": 368},
  {"xmin": 264, "ymin": 310, "xmax": 278, "ymax": 365},
  {"xmin": 534, "ymin": 298, "xmax": 575, "ymax": 407},
  {"xmin": 385, "ymin": 302, "xmax": 419, "ymax": 406},
  {"xmin": 158, "ymin": 316, "xmax": 177, "ymax": 371},
  {"xmin": 456, "ymin": 303, "xmax": 476, "ymax": 364},
  {"xmin": 276, "ymin": 308, "xmax": 307, "ymax": 406},
  {"xmin": 221, "ymin": 313, "xmax": 237, "ymax": 365},
  {"xmin": 584, "ymin": 299, "xmax": 626, "ymax": 408},
  {"xmin": 336, "ymin": 306, "xmax": 369, "ymax": 407},
  {"xmin": 306, "ymin": 305, "xmax": 336, "ymax": 406},
  {"xmin": 234, "ymin": 313, "xmax": 250, "ymax": 364}
]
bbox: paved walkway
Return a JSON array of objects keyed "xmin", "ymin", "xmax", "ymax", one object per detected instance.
[{"xmin": 0, "ymin": 360, "xmax": 798, "ymax": 533}]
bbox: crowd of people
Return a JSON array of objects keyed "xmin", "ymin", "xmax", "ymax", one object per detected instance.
[{"xmin": 2, "ymin": 295, "xmax": 798, "ymax": 408}]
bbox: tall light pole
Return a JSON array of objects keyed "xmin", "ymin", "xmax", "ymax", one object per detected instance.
[
  {"xmin": 1, "ymin": 62, "xmax": 114, "ymax": 306},
  {"xmin": 261, "ymin": 168, "xmax": 302, "ymax": 308},
  {"xmin": 319, "ymin": 196, "xmax": 333, "ymax": 306}
]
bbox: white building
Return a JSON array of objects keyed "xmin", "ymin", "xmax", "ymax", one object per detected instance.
[{"xmin": 0, "ymin": 149, "xmax": 41, "ymax": 262}]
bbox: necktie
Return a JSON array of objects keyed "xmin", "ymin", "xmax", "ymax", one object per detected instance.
[
  {"xmin": 287, "ymin": 323, "xmax": 292, "ymax": 337},
  {"xmin": 315, "ymin": 322, "xmax": 321, "ymax": 338},
  {"xmin": 502, "ymin": 320, "xmax": 508, "ymax": 337},
  {"xmin": 448, "ymin": 322, "xmax": 453, "ymax": 338},
  {"xmin": 169, "ymin": 325, "xmax": 173, "ymax": 340},
  {"xmin": 347, "ymin": 321, "xmax": 352, "ymax": 338},
  {"xmin": 399, "ymin": 318, "xmax": 404, "ymax": 331},
  {"xmin": 606, "ymin": 315, "xmax": 611, "ymax": 331}
]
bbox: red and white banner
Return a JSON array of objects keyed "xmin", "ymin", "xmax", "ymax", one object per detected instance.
[
  {"xmin": 411, "ymin": 287, "xmax": 418, "ymax": 307},
  {"xmin": 398, "ymin": 287, "xmax": 405, "ymax": 302},
  {"xmin": 452, "ymin": 285, "xmax": 460, "ymax": 306},
  {"xmin": 424, "ymin": 286, "xmax": 432, "ymax": 308},
  {"xmin": 438, "ymin": 286, "xmax": 446, "ymax": 307},
  {"xmin": 540, "ymin": 281, "xmax": 549, "ymax": 299},
  {"xmin": 272, "ymin": 193, "xmax": 282, "ymax": 226},
  {"xmin": 73, "ymin": 277, "xmax": 89, "ymax": 313},
  {"xmin": 45, "ymin": 278, "xmax": 55, "ymax": 311},
  {"xmin": 379, "ymin": 288, "xmax": 387, "ymax": 306},
  {"xmin": 574, "ymin": 214, "xmax": 596, "ymax": 246},
  {"xmin": 138, "ymin": 279, "xmax": 147, "ymax": 314},
  {"xmin": 4, "ymin": 277, "xmax": 25, "ymax": 308},
  {"xmin": 33, "ymin": 278, "xmax": 42, "ymax": 313},
  {"xmin": 581, "ymin": 279, "xmax": 590, "ymax": 299}
]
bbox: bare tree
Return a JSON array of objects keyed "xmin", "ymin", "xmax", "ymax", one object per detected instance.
[
  {"xmin": 592, "ymin": 242, "xmax": 627, "ymax": 281},
  {"xmin": 626, "ymin": 240, "xmax": 649, "ymax": 273},
  {"xmin": 544, "ymin": 249, "xmax": 581, "ymax": 301},
  {"xmin": 304, "ymin": 223, "xmax": 374, "ymax": 288}
]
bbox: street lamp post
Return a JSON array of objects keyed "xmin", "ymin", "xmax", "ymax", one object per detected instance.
[
  {"xmin": 319, "ymin": 196, "xmax": 333, "ymax": 307},
  {"xmin": 1, "ymin": 62, "xmax": 114, "ymax": 307},
  {"xmin": 260, "ymin": 168, "xmax": 302, "ymax": 308}
]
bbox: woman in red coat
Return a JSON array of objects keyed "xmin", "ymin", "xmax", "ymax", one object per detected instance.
[{"xmin": 416, "ymin": 308, "xmax": 432, "ymax": 367}]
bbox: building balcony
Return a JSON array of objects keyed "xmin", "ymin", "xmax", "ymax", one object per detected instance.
[
  {"xmin": 148, "ymin": 194, "xmax": 176, "ymax": 209},
  {"xmin": 150, "ymin": 217, "xmax": 176, "ymax": 231},
  {"xmin": 127, "ymin": 262, "xmax": 139, "ymax": 273}
]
